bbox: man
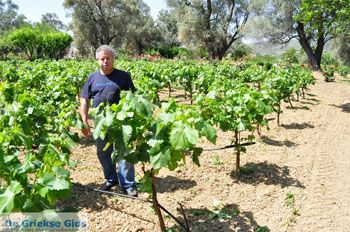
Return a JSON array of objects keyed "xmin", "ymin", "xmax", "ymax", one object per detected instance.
[{"xmin": 80, "ymin": 45, "xmax": 137, "ymax": 196}]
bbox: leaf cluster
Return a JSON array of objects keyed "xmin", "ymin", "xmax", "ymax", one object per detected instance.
[{"xmin": 92, "ymin": 92, "xmax": 216, "ymax": 173}]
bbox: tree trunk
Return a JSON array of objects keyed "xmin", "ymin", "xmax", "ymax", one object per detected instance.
[{"xmin": 296, "ymin": 22, "xmax": 325, "ymax": 71}]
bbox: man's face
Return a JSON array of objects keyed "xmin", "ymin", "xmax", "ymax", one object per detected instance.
[{"xmin": 97, "ymin": 50, "xmax": 114, "ymax": 73}]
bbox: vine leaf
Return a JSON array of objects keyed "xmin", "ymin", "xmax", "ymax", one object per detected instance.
[
  {"xmin": 170, "ymin": 121, "xmax": 199, "ymax": 150},
  {"xmin": 0, "ymin": 181, "xmax": 23, "ymax": 213}
]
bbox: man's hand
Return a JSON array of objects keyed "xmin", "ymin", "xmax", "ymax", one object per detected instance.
[
  {"xmin": 80, "ymin": 97, "xmax": 91, "ymax": 137},
  {"xmin": 82, "ymin": 125, "xmax": 91, "ymax": 137}
]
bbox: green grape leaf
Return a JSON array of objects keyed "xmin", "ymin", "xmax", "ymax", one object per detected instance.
[
  {"xmin": 170, "ymin": 121, "xmax": 199, "ymax": 150},
  {"xmin": 192, "ymin": 147, "xmax": 203, "ymax": 166},
  {"xmin": 147, "ymin": 139, "xmax": 163, "ymax": 156},
  {"xmin": 105, "ymin": 108, "xmax": 114, "ymax": 126},
  {"xmin": 122, "ymin": 125, "xmax": 132, "ymax": 145},
  {"xmin": 93, "ymin": 117, "xmax": 107, "ymax": 140},
  {"xmin": 0, "ymin": 181, "xmax": 23, "ymax": 213},
  {"xmin": 201, "ymin": 122, "xmax": 217, "ymax": 144},
  {"xmin": 150, "ymin": 148, "xmax": 171, "ymax": 170},
  {"xmin": 38, "ymin": 173, "xmax": 70, "ymax": 191}
]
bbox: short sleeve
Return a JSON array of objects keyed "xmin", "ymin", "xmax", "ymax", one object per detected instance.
[{"xmin": 80, "ymin": 74, "xmax": 93, "ymax": 99}]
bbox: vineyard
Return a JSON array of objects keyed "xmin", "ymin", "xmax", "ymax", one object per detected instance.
[{"xmin": 1, "ymin": 59, "xmax": 350, "ymax": 231}]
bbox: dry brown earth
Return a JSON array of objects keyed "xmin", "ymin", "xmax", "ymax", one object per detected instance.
[{"xmin": 60, "ymin": 72, "xmax": 350, "ymax": 232}]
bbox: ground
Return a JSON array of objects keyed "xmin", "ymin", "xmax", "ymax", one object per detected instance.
[{"xmin": 59, "ymin": 72, "xmax": 350, "ymax": 232}]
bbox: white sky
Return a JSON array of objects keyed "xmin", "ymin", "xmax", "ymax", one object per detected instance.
[{"xmin": 11, "ymin": 0, "xmax": 168, "ymax": 25}]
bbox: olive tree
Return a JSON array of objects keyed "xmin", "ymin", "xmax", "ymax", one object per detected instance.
[
  {"xmin": 0, "ymin": 0, "xmax": 26, "ymax": 35},
  {"xmin": 167, "ymin": 0, "xmax": 250, "ymax": 60},
  {"xmin": 64, "ymin": 0, "xmax": 157, "ymax": 56},
  {"xmin": 41, "ymin": 13, "xmax": 65, "ymax": 31},
  {"xmin": 248, "ymin": 0, "xmax": 350, "ymax": 70}
]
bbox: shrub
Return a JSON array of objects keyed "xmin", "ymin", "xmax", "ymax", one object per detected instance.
[
  {"xmin": 282, "ymin": 49, "xmax": 299, "ymax": 64},
  {"xmin": 321, "ymin": 65, "xmax": 335, "ymax": 82},
  {"xmin": 229, "ymin": 44, "xmax": 252, "ymax": 61},
  {"xmin": 321, "ymin": 52, "xmax": 339, "ymax": 66},
  {"xmin": 5, "ymin": 25, "xmax": 72, "ymax": 60},
  {"xmin": 247, "ymin": 54, "xmax": 277, "ymax": 70},
  {"xmin": 336, "ymin": 65, "xmax": 350, "ymax": 78}
]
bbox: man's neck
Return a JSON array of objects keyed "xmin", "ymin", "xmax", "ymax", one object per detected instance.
[{"xmin": 100, "ymin": 68, "xmax": 114, "ymax": 75}]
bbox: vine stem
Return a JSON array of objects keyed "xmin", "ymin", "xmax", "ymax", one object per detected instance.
[
  {"xmin": 277, "ymin": 103, "xmax": 281, "ymax": 126},
  {"xmin": 235, "ymin": 130, "xmax": 241, "ymax": 172},
  {"xmin": 150, "ymin": 169, "xmax": 166, "ymax": 231}
]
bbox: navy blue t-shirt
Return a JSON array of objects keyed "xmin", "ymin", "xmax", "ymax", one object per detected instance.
[{"xmin": 80, "ymin": 69, "xmax": 136, "ymax": 108}]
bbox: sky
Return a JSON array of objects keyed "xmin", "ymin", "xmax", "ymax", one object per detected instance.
[{"xmin": 11, "ymin": 0, "xmax": 168, "ymax": 25}]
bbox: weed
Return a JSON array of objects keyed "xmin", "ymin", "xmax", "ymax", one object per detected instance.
[
  {"xmin": 213, "ymin": 156, "xmax": 223, "ymax": 166},
  {"xmin": 284, "ymin": 192, "xmax": 300, "ymax": 227},
  {"xmin": 256, "ymin": 225, "xmax": 270, "ymax": 232},
  {"xmin": 285, "ymin": 192, "xmax": 295, "ymax": 207}
]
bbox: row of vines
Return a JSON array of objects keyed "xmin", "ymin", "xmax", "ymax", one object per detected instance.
[{"xmin": 0, "ymin": 58, "xmax": 314, "ymax": 230}]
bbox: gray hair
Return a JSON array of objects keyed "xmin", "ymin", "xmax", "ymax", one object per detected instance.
[{"xmin": 95, "ymin": 45, "xmax": 116, "ymax": 59}]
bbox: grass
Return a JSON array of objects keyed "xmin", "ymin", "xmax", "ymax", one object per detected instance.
[
  {"xmin": 213, "ymin": 156, "xmax": 223, "ymax": 166},
  {"xmin": 285, "ymin": 192, "xmax": 300, "ymax": 227}
]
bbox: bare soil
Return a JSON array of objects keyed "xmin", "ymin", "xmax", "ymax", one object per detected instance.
[{"xmin": 60, "ymin": 72, "xmax": 350, "ymax": 232}]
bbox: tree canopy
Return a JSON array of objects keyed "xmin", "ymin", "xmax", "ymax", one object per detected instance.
[
  {"xmin": 167, "ymin": 0, "xmax": 250, "ymax": 60},
  {"xmin": 40, "ymin": 13, "xmax": 65, "ymax": 31},
  {"xmin": 6, "ymin": 25, "xmax": 72, "ymax": 60},
  {"xmin": 247, "ymin": 0, "xmax": 350, "ymax": 69},
  {"xmin": 64, "ymin": 0, "xmax": 160, "ymax": 56},
  {"xmin": 0, "ymin": 0, "xmax": 26, "ymax": 35}
]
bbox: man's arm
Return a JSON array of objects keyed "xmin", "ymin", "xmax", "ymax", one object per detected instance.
[{"xmin": 80, "ymin": 97, "xmax": 91, "ymax": 137}]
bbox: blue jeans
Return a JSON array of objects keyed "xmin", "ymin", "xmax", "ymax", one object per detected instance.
[{"xmin": 96, "ymin": 137, "xmax": 136, "ymax": 190}]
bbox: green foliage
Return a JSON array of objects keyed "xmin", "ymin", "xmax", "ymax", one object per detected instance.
[
  {"xmin": 247, "ymin": 55, "xmax": 277, "ymax": 70},
  {"xmin": 285, "ymin": 192, "xmax": 295, "ymax": 208},
  {"xmin": 91, "ymin": 92, "xmax": 216, "ymax": 174},
  {"xmin": 40, "ymin": 13, "xmax": 65, "ymax": 31},
  {"xmin": 213, "ymin": 156, "xmax": 223, "ymax": 166},
  {"xmin": 336, "ymin": 33, "xmax": 350, "ymax": 66},
  {"xmin": 7, "ymin": 26, "xmax": 41, "ymax": 60},
  {"xmin": 282, "ymin": 49, "xmax": 299, "ymax": 64},
  {"xmin": 0, "ymin": 59, "xmax": 93, "ymax": 212},
  {"xmin": 321, "ymin": 65, "xmax": 336, "ymax": 82},
  {"xmin": 0, "ymin": 58, "xmax": 316, "ymax": 215},
  {"xmin": 229, "ymin": 44, "xmax": 252, "ymax": 61},
  {"xmin": 0, "ymin": 0, "xmax": 27, "ymax": 35},
  {"xmin": 336, "ymin": 65, "xmax": 350, "ymax": 78},
  {"xmin": 64, "ymin": 0, "xmax": 158, "ymax": 55},
  {"xmin": 5, "ymin": 25, "xmax": 72, "ymax": 60},
  {"xmin": 42, "ymin": 31, "xmax": 73, "ymax": 59},
  {"xmin": 167, "ymin": 0, "xmax": 250, "ymax": 59},
  {"xmin": 256, "ymin": 225, "xmax": 270, "ymax": 232},
  {"xmin": 189, "ymin": 200, "xmax": 240, "ymax": 220},
  {"xmin": 285, "ymin": 191, "xmax": 300, "ymax": 225},
  {"xmin": 321, "ymin": 52, "xmax": 338, "ymax": 66},
  {"xmin": 144, "ymin": 47, "xmax": 194, "ymax": 59},
  {"xmin": 0, "ymin": 36, "xmax": 14, "ymax": 59}
]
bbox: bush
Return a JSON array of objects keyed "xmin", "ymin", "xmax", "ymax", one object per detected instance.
[
  {"xmin": 336, "ymin": 65, "xmax": 350, "ymax": 78},
  {"xmin": 42, "ymin": 32, "xmax": 73, "ymax": 59},
  {"xmin": 282, "ymin": 49, "xmax": 299, "ymax": 64},
  {"xmin": 143, "ymin": 47, "xmax": 193, "ymax": 59},
  {"xmin": 321, "ymin": 52, "xmax": 339, "ymax": 66},
  {"xmin": 0, "ymin": 37, "xmax": 14, "ymax": 59},
  {"xmin": 229, "ymin": 44, "xmax": 252, "ymax": 61},
  {"xmin": 5, "ymin": 25, "xmax": 72, "ymax": 60},
  {"xmin": 321, "ymin": 65, "xmax": 336, "ymax": 82},
  {"xmin": 247, "ymin": 54, "xmax": 277, "ymax": 70}
]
